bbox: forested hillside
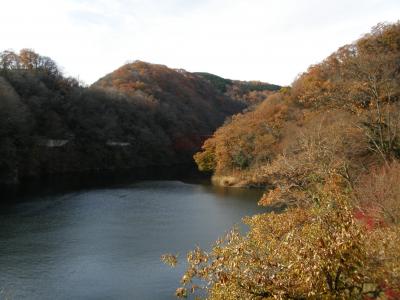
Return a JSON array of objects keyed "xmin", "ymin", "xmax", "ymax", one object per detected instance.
[
  {"xmin": 166, "ymin": 22, "xmax": 400, "ymax": 299},
  {"xmin": 0, "ymin": 53, "xmax": 247, "ymax": 188},
  {"xmin": 195, "ymin": 72, "xmax": 281, "ymax": 105}
]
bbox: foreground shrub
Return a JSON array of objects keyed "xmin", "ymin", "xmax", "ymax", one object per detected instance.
[{"xmin": 164, "ymin": 186, "xmax": 400, "ymax": 299}]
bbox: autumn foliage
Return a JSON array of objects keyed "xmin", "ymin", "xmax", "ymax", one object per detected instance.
[{"xmin": 167, "ymin": 22, "xmax": 400, "ymax": 299}]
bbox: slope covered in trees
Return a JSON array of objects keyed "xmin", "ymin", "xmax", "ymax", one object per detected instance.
[
  {"xmin": 167, "ymin": 22, "xmax": 400, "ymax": 299},
  {"xmin": 195, "ymin": 72, "xmax": 281, "ymax": 105},
  {"xmin": 0, "ymin": 53, "xmax": 247, "ymax": 189}
]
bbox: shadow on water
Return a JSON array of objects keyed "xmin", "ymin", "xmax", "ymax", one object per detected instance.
[{"xmin": 1, "ymin": 164, "xmax": 213, "ymax": 205}]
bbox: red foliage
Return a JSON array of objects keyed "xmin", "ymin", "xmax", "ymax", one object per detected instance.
[
  {"xmin": 354, "ymin": 208, "xmax": 385, "ymax": 230},
  {"xmin": 379, "ymin": 282, "xmax": 400, "ymax": 300}
]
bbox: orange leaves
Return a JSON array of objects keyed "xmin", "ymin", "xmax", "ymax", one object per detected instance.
[
  {"xmin": 258, "ymin": 187, "xmax": 283, "ymax": 207},
  {"xmin": 291, "ymin": 22, "xmax": 400, "ymax": 111},
  {"xmin": 117, "ymin": 81, "xmax": 146, "ymax": 92},
  {"xmin": 171, "ymin": 23, "xmax": 400, "ymax": 299},
  {"xmin": 193, "ymin": 92, "xmax": 295, "ymax": 176}
]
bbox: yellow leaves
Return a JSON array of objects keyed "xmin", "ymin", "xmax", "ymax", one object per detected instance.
[
  {"xmin": 175, "ymin": 287, "xmax": 187, "ymax": 298},
  {"xmin": 364, "ymin": 225, "xmax": 400, "ymax": 288},
  {"xmin": 172, "ymin": 192, "xmax": 377, "ymax": 299},
  {"xmin": 161, "ymin": 253, "xmax": 178, "ymax": 267},
  {"xmin": 181, "ymin": 274, "xmax": 192, "ymax": 285}
]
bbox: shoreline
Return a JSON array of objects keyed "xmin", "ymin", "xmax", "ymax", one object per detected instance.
[{"xmin": 0, "ymin": 163, "xmax": 209, "ymax": 202}]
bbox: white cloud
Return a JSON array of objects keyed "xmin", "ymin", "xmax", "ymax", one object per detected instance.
[{"xmin": 0, "ymin": 0, "xmax": 399, "ymax": 85}]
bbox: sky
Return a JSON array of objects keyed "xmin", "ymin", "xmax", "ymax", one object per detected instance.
[{"xmin": 0, "ymin": 0, "xmax": 399, "ymax": 86}]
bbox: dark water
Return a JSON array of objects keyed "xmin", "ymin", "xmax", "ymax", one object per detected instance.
[{"xmin": 0, "ymin": 176, "xmax": 264, "ymax": 299}]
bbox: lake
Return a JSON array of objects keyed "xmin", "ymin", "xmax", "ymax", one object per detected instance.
[{"xmin": 0, "ymin": 174, "xmax": 264, "ymax": 299}]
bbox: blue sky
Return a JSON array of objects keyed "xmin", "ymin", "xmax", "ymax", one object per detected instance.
[{"xmin": 1, "ymin": 0, "xmax": 399, "ymax": 85}]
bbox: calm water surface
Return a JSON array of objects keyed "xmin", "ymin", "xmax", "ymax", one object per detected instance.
[{"xmin": 0, "ymin": 178, "xmax": 264, "ymax": 299}]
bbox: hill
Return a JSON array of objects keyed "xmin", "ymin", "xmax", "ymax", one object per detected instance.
[
  {"xmin": 92, "ymin": 60, "xmax": 246, "ymax": 156},
  {"xmin": 0, "ymin": 55, "xmax": 245, "ymax": 188},
  {"xmin": 173, "ymin": 22, "xmax": 400, "ymax": 299}
]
